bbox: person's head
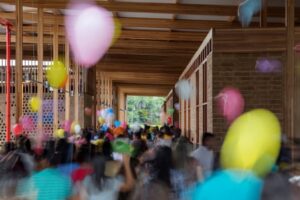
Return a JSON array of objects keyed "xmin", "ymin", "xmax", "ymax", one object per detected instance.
[
  {"xmin": 151, "ymin": 146, "xmax": 173, "ymax": 187},
  {"xmin": 133, "ymin": 130, "xmax": 142, "ymax": 140},
  {"xmin": 202, "ymin": 132, "xmax": 214, "ymax": 148},
  {"xmin": 16, "ymin": 135, "xmax": 32, "ymax": 154}
]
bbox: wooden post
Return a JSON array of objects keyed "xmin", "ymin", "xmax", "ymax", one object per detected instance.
[
  {"xmin": 37, "ymin": 8, "xmax": 43, "ymax": 132},
  {"xmin": 260, "ymin": 0, "xmax": 268, "ymax": 27},
  {"xmin": 53, "ymin": 22, "xmax": 59, "ymax": 131},
  {"xmin": 15, "ymin": 0, "xmax": 23, "ymax": 121},
  {"xmin": 74, "ymin": 63, "xmax": 79, "ymax": 122},
  {"xmin": 65, "ymin": 40, "xmax": 70, "ymax": 121},
  {"xmin": 285, "ymin": 0, "xmax": 295, "ymax": 163}
]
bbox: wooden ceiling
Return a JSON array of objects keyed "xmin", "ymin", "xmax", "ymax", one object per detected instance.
[{"xmin": 0, "ymin": 0, "xmax": 296, "ymax": 96}]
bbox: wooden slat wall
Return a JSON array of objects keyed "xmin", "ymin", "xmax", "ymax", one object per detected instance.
[
  {"xmin": 214, "ymin": 28, "xmax": 287, "ymax": 53},
  {"xmin": 178, "ymin": 30, "xmax": 214, "ymax": 143}
]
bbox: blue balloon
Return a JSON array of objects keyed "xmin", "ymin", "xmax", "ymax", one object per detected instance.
[
  {"xmin": 192, "ymin": 170, "xmax": 263, "ymax": 200},
  {"xmin": 114, "ymin": 120, "xmax": 121, "ymax": 127},
  {"xmin": 238, "ymin": 0, "xmax": 261, "ymax": 27},
  {"xmin": 107, "ymin": 108, "xmax": 114, "ymax": 114},
  {"xmin": 101, "ymin": 124, "xmax": 108, "ymax": 132}
]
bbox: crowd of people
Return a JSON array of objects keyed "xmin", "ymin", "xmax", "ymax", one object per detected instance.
[{"xmin": 0, "ymin": 124, "xmax": 299, "ymax": 200}]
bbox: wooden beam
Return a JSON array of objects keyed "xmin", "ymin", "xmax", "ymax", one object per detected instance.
[
  {"xmin": 74, "ymin": 62, "xmax": 79, "ymax": 122},
  {"xmin": 0, "ymin": 34, "xmax": 65, "ymax": 44},
  {"xmin": 15, "ymin": 0, "xmax": 23, "ymax": 121},
  {"xmin": 64, "ymin": 39, "xmax": 70, "ymax": 121},
  {"xmin": 37, "ymin": 7, "xmax": 43, "ymax": 133},
  {"xmin": 104, "ymin": 71, "xmax": 179, "ymax": 85},
  {"xmin": 97, "ymin": 63, "xmax": 185, "ymax": 74},
  {"xmin": 1, "ymin": 11, "xmax": 283, "ymax": 30},
  {"xmin": 260, "ymin": 0, "xmax": 268, "ymax": 27},
  {"xmin": 0, "ymin": 1, "xmax": 239, "ymax": 16},
  {"xmin": 0, "ymin": 0, "xmax": 296, "ymax": 18},
  {"xmin": 285, "ymin": 0, "xmax": 296, "ymax": 164},
  {"xmin": 52, "ymin": 22, "xmax": 59, "ymax": 132},
  {"xmin": 21, "ymin": 25, "xmax": 206, "ymax": 42}
]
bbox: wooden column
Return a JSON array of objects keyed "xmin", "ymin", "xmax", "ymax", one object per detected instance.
[
  {"xmin": 15, "ymin": 0, "xmax": 23, "ymax": 121},
  {"xmin": 74, "ymin": 63, "xmax": 79, "ymax": 122},
  {"xmin": 65, "ymin": 40, "xmax": 70, "ymax": 121},
  {"xmin": 285, "ymin": 0, "xmax": 295, "ymax": 163},
  {"xmin": 53, "ymin": 22, "xmax": 59, "ymax": 131},
  {"xmin": 260, "ymin": 0, "xmax": 268, "ymax": 27},
  {"xmin": 37, "ymin": 8, "xmax": 43, "ymax": 132}
]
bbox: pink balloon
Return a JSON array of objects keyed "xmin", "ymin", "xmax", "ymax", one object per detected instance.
[
  {"xmin": 62, "ymin": 120, "xmax": 71, "ymax": 132},
  {"xmin": 19, "ymin": 116, "xmax": 34, "ymax": 131},
  {"xmin": 65, "ymin": 2, "xmax": 114, "ymax": 68},
  {"xmin": 96, "ymin": 110, "xmax": 101, "ymax": 117},
  {"xmin": 121, "ymin": 121, "xmax": 127, "ymax": 129},
  {"xmin": 216, "ymin": 87, "xmax": 245, "ymax": 124},
  {"xmin": 13, "ymin": 124, "xmax": 23, "ymax": 136}
]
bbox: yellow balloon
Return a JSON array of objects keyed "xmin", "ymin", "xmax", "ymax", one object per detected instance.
[
  {"xmin": 46, "ymin": 60, "xmax": 68, "ymax": 89},
  {"xmin": 112, "ymin": 18, "xmax": 122, "ymax": 45},
  {"xmin": 98, "ymin": 117, "xmax": 105, "ymax": 125},
  {"xmin": 220, "ymin": 109, "xmax": 281, "ymax": 177},
  {"xmin": 55, "ymin": 129, "xmax": 65, "ymax": 139},
  {"xmin": 29, "ymin": 96, "xmax": 42, "ymax": 112}
]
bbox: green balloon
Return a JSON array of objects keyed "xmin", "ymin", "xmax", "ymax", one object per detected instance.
[{"xmin": 112, "ymin": 139, "xmax": 134, "ymax": 156}]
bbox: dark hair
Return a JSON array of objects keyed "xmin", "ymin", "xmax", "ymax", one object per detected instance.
[
  {"xmin": 16, "ymin": 136, "xmax": 32, "ymax": 154},
  {"xmin": 202, "ymin": 132, "xmax": 214, "ymax": 145},
  {"xmin": 160, "ymin": 126, "xmax": 172, "ymax": 137},
  {"xmin": 102, "ymin": 139, "xmax": 112, "ymax": 160},
  {"xmin": 55, "ymin": 138, "xmax": 68, "ymax": 164},
  {"xmin": 76, "ymin": 144, "xmax": 92, "ymax": 164},
  {"xmin": 151, "ymin": 146, "xmax": 173, "ymax": 187},
  {"xmin": 91, "ymin": 156, "xmax": 107, "ymax": 190},
  {"xmin": 133, "ymin": 131, "xmax": 142, "ymax": 139}
]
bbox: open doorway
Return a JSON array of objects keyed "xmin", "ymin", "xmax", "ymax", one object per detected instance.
[{"xmin": 126, "ymin": 96, "xmax": 165, "ymax": 126}]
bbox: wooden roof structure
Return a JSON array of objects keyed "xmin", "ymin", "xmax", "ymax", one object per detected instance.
[{"xmin": 0, "ymin": 0, "xmax": 299, "ymax": 96}]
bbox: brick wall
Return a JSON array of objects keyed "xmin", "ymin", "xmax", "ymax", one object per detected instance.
[{"xmin": 212, "ymin": 52, "xmax": 285, "ymax": 150}]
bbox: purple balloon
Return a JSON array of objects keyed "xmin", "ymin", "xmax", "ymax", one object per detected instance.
[
  {"xmin": 65, "ymin": 2, "xmax": 114, "ymax": 68},
  {"xmin": 255, "ymin": 58, "xmax": 282, "ymax": 73}
]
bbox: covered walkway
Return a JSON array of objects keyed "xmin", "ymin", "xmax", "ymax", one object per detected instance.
[{"xmin": 0, "ymin": 0, "xmax": 300, "ymax": 200}]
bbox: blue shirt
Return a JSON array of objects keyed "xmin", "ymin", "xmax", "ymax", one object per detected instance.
[{"xmin": 18, "ymin": 168, "xmax": 72, "ymax": 200}]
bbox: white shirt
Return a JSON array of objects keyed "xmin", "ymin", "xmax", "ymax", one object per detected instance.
[{"xmin": 190, "ymin": 146, "xmax": 214, "ymax": 177}]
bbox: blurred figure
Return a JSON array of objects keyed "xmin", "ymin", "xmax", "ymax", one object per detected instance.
[
  {"xmin": 132, "ymin": 146, "xmax": 175, "ymax": 200},
  {"xmin": 190, "ymin": 132, "xmax": 215, "ymax": 178},
  {"xmin": 131, "ymin": 130, "xmax": 147, "ymax": 159},
  {"xmin": 71, "ymin": 144, "xmax": 94, "ymax": 183},
  {"xmin": 261, "ymin": 172, "xmax": 293, "ymax": 200},
  {"xmin": 79, "ymin": 154, "xmax": 135, "ymax": 200},
  {"xmin": 17, "ymin": 149, "xmax": 72, "ymax": 200},
  {"xmin": 0, "ymin": 150, "xmax": 32, "ymax": 198}
]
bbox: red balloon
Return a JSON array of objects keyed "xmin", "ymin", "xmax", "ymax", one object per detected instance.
[
  {"xmin": 13, "ymin": 124, "xmax": 23, "ymax": 136},
  {"xmin": 167, "ymin": 116, "xmax": 172, "ymax": 125}
]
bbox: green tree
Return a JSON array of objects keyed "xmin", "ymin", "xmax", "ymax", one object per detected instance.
[{"xmin": 126, "ymin": 96, "xmax": 165, "ymax": 126}]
